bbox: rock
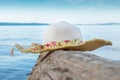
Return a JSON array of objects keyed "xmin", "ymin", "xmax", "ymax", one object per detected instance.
[{"xmin": 28, "ymin": 50, "xmax": 120, "ymax": 80}]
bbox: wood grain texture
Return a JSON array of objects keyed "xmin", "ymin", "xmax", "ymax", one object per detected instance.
[{"xmin": 28, "ymin": 50, "xmax": 120, "ymax": 80}]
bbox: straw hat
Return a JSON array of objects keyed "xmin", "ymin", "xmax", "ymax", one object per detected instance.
[{"xmin": 13, "ymin": 21, "xmax": 112, "ymax": 55}]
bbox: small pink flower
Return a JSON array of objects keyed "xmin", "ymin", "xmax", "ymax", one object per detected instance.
[
  {"xmin": 50, "ymin": 41, "xmax": 56, "ymax": 46},
  {"xmin": 64, "ymin": 40, "xmax": 70, "ymax": 43},
  {"xmin": 33, "ymin": 48, "xmax": 36, "ymax": 51},
  {"xmin": 46, "ymin": 43, "xmax": 50, "ymax": 47},
  {"xmin": 81, "ymin": 41, "xmax": 83, "ymax": 43},
  {"xmin": 80, "ymin": 40, "xmax": 83, "ymax": 43}
]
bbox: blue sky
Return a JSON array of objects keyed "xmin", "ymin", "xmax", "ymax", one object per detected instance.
[{"xmin": 0, "ymin": 0, "xmax": 120, "ymax": 23}]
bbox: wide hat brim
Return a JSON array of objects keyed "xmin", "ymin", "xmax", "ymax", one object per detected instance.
[{"xmin": 11, "ymin": 39, "xmax": 112, "ymax": 56}]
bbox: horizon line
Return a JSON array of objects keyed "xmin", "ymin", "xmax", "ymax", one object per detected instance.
[{"xmin": 0, "ymin": 22, "xmax": 119, "ymax": 26}]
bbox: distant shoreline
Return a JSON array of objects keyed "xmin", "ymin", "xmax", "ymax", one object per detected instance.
[
  {"xmin": 0, "ymin": 22, "xmax": 120, "ymax": 26},
  {"xmin": 77, "ymin": 23, "xmax": 120, "ymax": 25},
  {"xmin": 0, "ymin": 22, "xmax": 49, "ymax": 26}
]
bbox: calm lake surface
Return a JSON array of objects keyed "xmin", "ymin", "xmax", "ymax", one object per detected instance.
[{"xmin": 0, "ymin": 25, "xmax": 120, "ymax": 80}]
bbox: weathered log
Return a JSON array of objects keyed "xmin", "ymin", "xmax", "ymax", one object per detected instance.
[{"xmin": 28, "ymin": 50, "xmax": 120, "ymax": 80}]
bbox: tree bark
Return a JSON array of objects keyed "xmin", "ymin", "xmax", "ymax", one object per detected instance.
[{"xmin": 28, "ymin": 50, "xmax": 120, "ymax": 80}]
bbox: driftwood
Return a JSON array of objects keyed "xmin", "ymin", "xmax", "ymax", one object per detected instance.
[{"xmin": 28, "ymin": 50, "xmax": 120, "ymax": 80}]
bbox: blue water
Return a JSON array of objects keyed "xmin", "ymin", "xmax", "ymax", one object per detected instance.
[{"xmin": 0, "ymin": 25, "xmax": 120, "ymax": 80}]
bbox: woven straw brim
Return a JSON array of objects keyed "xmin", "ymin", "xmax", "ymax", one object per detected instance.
[{"xmin": 14, "ymin": 39, "xmax": 112, "ymax": 54}]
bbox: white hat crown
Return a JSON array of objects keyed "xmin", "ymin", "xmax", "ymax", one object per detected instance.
[{"xmin": 42, "ymin": 21, "xmax": 82, "ymax": 44}]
